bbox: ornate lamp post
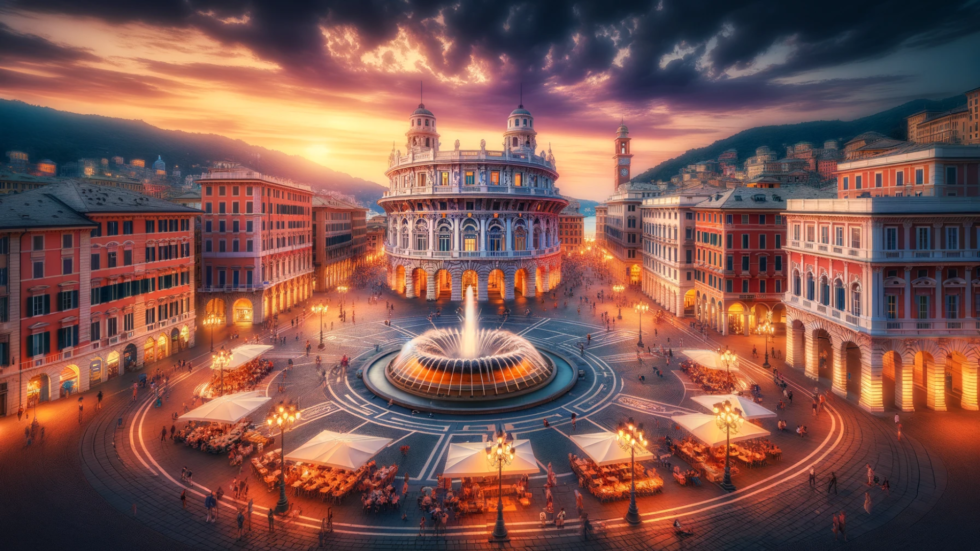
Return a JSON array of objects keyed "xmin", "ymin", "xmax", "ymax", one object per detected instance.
[
  {"xmin": 336, "ymin": 285, "xmax": 349, "ymax": 310},
  {"xmin": 613, "ymin": 284, "xmax": 625, "ymax": 319},
  {"xmin": 713, "ymin": 399, "xmax": 743, "ymax": 492},
  {"xmin": 485, "ymin": 429, "xmax": 515, "ymax": 543},
  {"xmin": 266, "ymin": 401, "xmax": 300, "ymax": 513},
  {"xmin": 202, "ymin": 311, "xmax": 221, "ymax": 352},
  {"xmin": 755, "ymin": 311, "xmax": 775, "ymax": 369},
  {"xmin": 719, "ymin": 349, "xmax": 738, "ymax": 392},
  {"xmin": 634, "ymin": 303, "xmax": 648, "ymax": 348},
  {"xmin": 212, "ymin": 347, "xmax": 231, "ymax": 396},
  {"xmin": 311, "ymin": 302, "xmax": 328, "ymax": 349},
  {"xmin": 617, "ymin": 417, "xmax": 647, "ymax": 525}
]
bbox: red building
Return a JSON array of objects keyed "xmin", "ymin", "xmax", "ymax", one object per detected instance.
[
  {"xmin": 0, "ymin": 182, "xmax": 198, "ymax": 415},
  {"xmin": 196, "ymin": 163, "xmax": 313, "ymax": 326},
  {"xmin": 784, "ymin": 145, "xmax": 980, "ymax": 413},
  {"xmin": 692, "ymin": 186, "xmax": 832, "ymax": 336}
]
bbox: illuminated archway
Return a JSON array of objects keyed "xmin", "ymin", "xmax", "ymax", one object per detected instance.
[
  {"xmin": 204, "ymin": 298, "xmax": 226, "ymax": 322},
  {"xmin": 462, "ymin": 270, "xmax": 478, "ymax": 293},
  {"xmin": 59, "ymin": 364, "xmax": 80, "ymax": 397},
  {"xmin": 106, "ymin": 352, "xmax": 121, "ymax": 379},
  {"xmin": 144, "ymin": 338, "xmax": 157, "ymax": 364},
  {"xmin": 233, "ymin": 298, "xmax": 254, "ymax": 324},
  {"xmin": 488, "ymin": 269, "xmax": 505, "ymax": 299}
]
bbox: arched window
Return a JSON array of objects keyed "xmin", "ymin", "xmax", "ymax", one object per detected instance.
[
  {"xmin": 834, "ymin": 279, "xmax": 845, "ymax": 310},
  {"xmin": 488, "ymin": 225, "xmax": 503, "ymax": 251},
  {"xmin": 424, "ymin": 119, "xmax": 429, "ymax": 126},
  {"xmin": 417, "ymin": 118, "xmax": 421, "ymax": 126},
  {"xmin": 820, "ymin": 276, "xmax": 830, "ymax": 306},
  {"xmin": 523, "ymin": 118, "xmax": 527, "ymax": 126},
  {"xmin": 400, "ymin": 225, "xmax": 409, "ymax": 249},
  {"xmin": 806, "ymin": 273, "xmax": 815, "ymax": 301},
  {"xmin": 462, "ymin": 220, "xmax": 478, "ymax": 252},
  {"xmin": 793, "ymin": 271, "xmax": 801, "ymax": 296},
  {"xmin": 512, "ymin": 137, "xmax": 518, "ymax": 147},
  {"xmin": 851, "ymin": 283, "xmax": 862, "ymax": 316},
  {"xmin": 437, "ymin": 224, "xmax": 452, "ymax": 251},
  {"xmin": 413, "ymin": 219, "xmax": 428, "ymax": 251},
  {"xmin": 514, "ymin": 227, "xmax": 527, "ymax": 250},
  {"xmin": 425, "ymin": 137, "xmax": 430, "ymax": 147}
]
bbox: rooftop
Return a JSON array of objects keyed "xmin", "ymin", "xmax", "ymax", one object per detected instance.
[
  {"xmin": 312, "ymin": 195, "xmax": 367, "ymax": 211},
  {"xmin": 786, "ymin": 195, "xmax": 980, "ymax": 215},
  {"xmin": 694, "ymin": 185, "xmax": 834, "ymax": 210},
  {"xmin": 838, "ymin": 143, "xmax": 980, "ymax": 170}
]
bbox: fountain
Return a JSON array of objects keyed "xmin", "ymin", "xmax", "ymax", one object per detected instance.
[
  {"xmin": 362, "ymin": 286, "xmax": 577, "ymax": 414},
  {"xmin": 386, "ymin": 287, "xmax": 555, "ymax": 400}
]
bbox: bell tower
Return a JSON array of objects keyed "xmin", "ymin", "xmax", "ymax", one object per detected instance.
[{"xmin": 614, "ymin": 121, "xmax": 632, "ymax": 190}]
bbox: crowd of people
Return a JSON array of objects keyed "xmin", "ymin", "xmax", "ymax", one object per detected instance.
[
  {"xmin": 173, "ymin": 418, "xmax": 267, "ymax": 455},
  {"xmin": 207, "ymin": 358, "xmax": 274, "ymax": 398},
  {"xmin": 680, "ymin": 360, "xmax": 739, "ymax": 394},
  {"xmin": 569, "ymin": 453, "xmax": 664, "ymax": 502}
]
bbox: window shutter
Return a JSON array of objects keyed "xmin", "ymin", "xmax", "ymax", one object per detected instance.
[
  {"xmin": 43, "ymin": 332, "xmax": 51, "ymax": 354},
  {"xmin": 43, "ymin": 294, "xmax": 51, "ymax": 314}
]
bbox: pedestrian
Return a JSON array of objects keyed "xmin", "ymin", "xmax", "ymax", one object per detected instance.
[
  {"xmin": 556, "ymin": 507, "xmax": 566, "ymax": 529},
  {"xmin": 268, "ymin": 508, "xmax": 275, "ymax": 533},
  {"xmin": 866, "ymin": 464, "xmax": 874, "ymax": 486},
  {"xmin": 181, "ymin": 466, "xmax": 187, "ymax": 481},
  {"xmin": 187, "ymin": 470, "xmax": 193, "ymax": 487},
  {"xmin": 838, "ymin": 510, "xmax": 847, "ymax": 541},
  {"xmin": 247, "ymin": 498, "xmax": 254, "ymax": 531},
  {"xmin": 808, "ymin": 468, "xmax": 816, "ymax": 489},
  {"xmin": 571, "ymin": 413, "xmax": 577, "ymax": 431},
  {"xmin": 97, "ymin": 390, "xmax": 103, "ymax": 410},
  {"xmin": 237, "ymin": 509, "xmax": 245, "ymax": 539},
  {"xmin": 180, "ymin": 490, "xmax": 186, "ymax": 509},
  {"xmin": 78, "ymin": 402, "xmax": 84, "ymax": 423},
  {"xmin": 161, "ymin": 426, "xmax": 167, "ymax": 441},
  {"xmin": 832, "ymin": 514, "xmax": 839, "ymax": 542},
  {"xmin": 788, "ymin": 390, "xmax": 793, "ymax": 404},
  {"xmin": 132, "ymin": 382, "xmax": 138, "ymax": 401},
  {"xmin": 205, "ymin": 492, "xmax": 215, "ymax": 523},
  {"xmin": 827, "ymin": 472, "xmax": 838, "ymax": 495},
  {"xmin": 811, "ymin": 399, "xmax": 817, "ymax": 416},
  {"xmin": 170, "ymin": 424, "xmax": 176, "ymax": 439},
  {"xmin": 894, "ymin": 413, "xmax": 900, "ymax": 425}
]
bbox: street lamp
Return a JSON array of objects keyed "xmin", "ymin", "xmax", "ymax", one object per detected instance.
[
  {"xmin": 634, "ymin": 303, "xmax": 648, "ymax": 348},
  {"xmin": 613, "ymin": 284, "xmax": 625, "ymax": 319},
  {"xmin": 212, "ymin": 347, "xmax": 231, "ymax": 396},
  {"xmin": 755, "ymin": 311, "xmax": 775, "ymax": 369},
  {"xmin": 336, "ymin": 285, "xmax": 349, "ymax": 310},
  {"xmin": 266, "ymin": 401, "xmax": 300, "ymax": 513},
  {"xmin": 617, "ymin": 417, "xmax": 647, "ymax": 525},
  {"xmin": 311, "ymin": 302, "xmax": 328, "ymax": 349},
  {"xmin": 485, "ymin": 429, "xmax": 515, "ymax": 543},
  {"xmin": 202, "ymin": 311, "xmax": 222, "ymax": 352},
  {"xmin": 719, "ymin": 349, "xmax": 738, "ymax": 393},
  {"xmin": 712, "ymin": 400, "xmax": 744, "ymax": 492}
]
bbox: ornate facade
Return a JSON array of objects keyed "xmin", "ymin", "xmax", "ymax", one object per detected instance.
[{"xmin": 379, "ymin": 102, "xmax": 567, "ymax": 301}]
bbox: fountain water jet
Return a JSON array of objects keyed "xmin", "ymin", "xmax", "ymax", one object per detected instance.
[{"xmin": 461, "ymin": 286, "xmax": 478, "ymax": 359}]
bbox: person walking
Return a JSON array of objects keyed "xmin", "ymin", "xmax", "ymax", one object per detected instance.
[
  {"xmin": 78, "ymin": 401, "xmax": 84, "ymax": 424},
  {"xmin": 866, "ymin": 464, "xmax": 875, "ymax": 486},
  {"xmin": 247, "ymin": 498, "xmax": 254, "ymax": 532},
  {"xmin": 838, "ymin": 510, "xmax": 847, "ymax": 542},
  {"xmin": 808, "ymin": 468, "xmax": 816, "ymax": 489},
  {"xmin": 97, "ymin": 390, "xmax": 103, "ymax": 410},
  {"xmin": 571, "ymin": 413, "xmax": 577, "ymax": 431},
  {"xmin": 267, "ymin": 508, "xmax": 275, "ymax": 533},
  {"xmin": 180, "ymin": 490, "xmax": 186, "ymax": 509},
  {"xmin": 205, "ymin": 492, "xmax": 215, "ymax": 523},
  {"xmin": 556, "ymin": 507, "xmax": 566, "ymax": 529},
  {"xmin": 827, "ymin": 472, "xmax": 838, "ymax": 495},
  {"xmin": 161, "ymin": 426, "xmax": 167, "ymax": 441},
  {"xmin": 237, "ymin": 509, "xmax": 245, "ymax": 539},
  {"xmin": 864, "ymin": 491, "xmax": 873, "ymax": 514}
]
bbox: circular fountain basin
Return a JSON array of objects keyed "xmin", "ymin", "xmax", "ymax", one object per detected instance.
[{"xmin": 362, "ymin": 347, "xmax": 578, "ymax": 415}]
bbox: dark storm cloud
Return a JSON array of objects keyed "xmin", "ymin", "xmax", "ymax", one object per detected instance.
[
  {"xmin": 8, "ymin": 0, "xmax": 980, "ymax": 111},
  {"xmin": 0, "ymin": 21, "xmax": 99, "ymax": 64}
]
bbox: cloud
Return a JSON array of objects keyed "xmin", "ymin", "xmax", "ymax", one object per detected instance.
[{"xmin": 0, "ymin": 21, "xmax": 99, "ymax": 64}]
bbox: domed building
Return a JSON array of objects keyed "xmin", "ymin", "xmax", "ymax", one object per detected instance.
[{"xmin": 380, "ymin": 101, "xmax": 567, "ymax": 301}]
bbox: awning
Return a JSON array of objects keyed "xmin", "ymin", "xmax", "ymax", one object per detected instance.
[
  {"xmin": 286, "ymin": 430, "xmax": 392, "ymax": 470},
  {"xmin": 670, "ymin": 413, "xmax": 770, "ymax": 447},
  {"xmin": 179, "ymin": 391, "xmax": 270, "ymax": 424},
  {"xmin": 569, "ymin": 431, "xmax": 654, "ymax": 466},
  {"xmin": 690, "ymin": 394, "xmax": 777, "ymax": 420},
  {"xmin": 443, "ymin": 440, "xmax": 539, "ymax": 478},
  {"xmin": 681, "ymin": 349, "xmax": 738, "ymax": 371},
  {"xmin": 211, "ymin": 344, "xmax": 274, "ymax": 370}
]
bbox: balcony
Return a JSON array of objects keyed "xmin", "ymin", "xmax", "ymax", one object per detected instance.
[
  {"xmin": 787, "ymin": 241, "xmax": 980, "ymax": 263},
  {"xmin": 380, "ymin": 184, "xmax": 562, "ymax": 199},
  {"xmin": 387, "ymin": 148, "xmax": 557, "ymax": 172},
  {"xmin": 388, "ymin": 246, "xmax": 561, "ymax": 260}
]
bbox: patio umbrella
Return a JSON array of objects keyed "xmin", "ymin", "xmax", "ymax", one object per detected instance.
[
  {"xmin": 690, "ymin": 394, "xmax": 777, "ymax": 420},
  {"xmin": 569, "ymin": 432, "xmax": 654, "ymax": 467},
  {"xmin": 179, "ymin": 391, "xmax": 271, "ymax": 424},
  {"xmin": 286, "ymin": 430, "xmax": 392, "ymax": 470},
  {"xmin": 443, "ymin": 440, "xmax": 539, "ymax": 477},
  {"xmin": 211, "ymin": 345, "xmax": 274, "ymax": 370},
  {"xmin": 670, "ymin": 413, "xmax": 770, "ymax": 447},
  {"xmin": 681, "ymin": 349, "xmax": 738, "ymax": 371}
]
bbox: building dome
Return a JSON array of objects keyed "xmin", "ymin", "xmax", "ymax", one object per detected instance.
[
  {"xmin": 617, "ymin": 123, "xmax": 629, "ymax": 137},
  {"xmin": 153, "ymin": 155, "xmax": 166, "ymax": 171},
  {"xmin": 413, "ymin": 103, "xmax": 434, "ymax": 116},
  {"xmin": 510, "ymin": 106, "xmax": 532, "ymax": 116}
]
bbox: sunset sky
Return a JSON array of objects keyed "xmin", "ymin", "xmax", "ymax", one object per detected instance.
[{"xmin": 2, "ymin": 1, "xmax": 979, "ymax": 200}]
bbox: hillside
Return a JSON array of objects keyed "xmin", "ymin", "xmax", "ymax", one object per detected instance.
[
  {"xmin": 632, "ymin": 94, "xmax": 967, "ymax": 183},
  {"xmin": 0, "ymin": 100, "xmax": 387, "ymax": 210}
]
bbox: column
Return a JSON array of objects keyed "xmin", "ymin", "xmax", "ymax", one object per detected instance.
[
  {"xmin": 405, "ymin": 273, "xmax": 415, "ymax": 299},
  {"xmin": 926, "ymin": 355, "xmax": 947, "ymax": 411},
  {"xmin": 450, "ymin": 272, "xmax": 462, "ymax": 301},
  {"xmin": 540, "ymin": 268, "xmax": 551, "ymax": 293},
  {"xmin": 832, "ymin": 343, "xmax": 847, "ymax": 398},
  {"xmin": 860, "ymin": 349, "xmax": 884, "ymax": 412},
  {"xmin": 785, "ymin": 316, "xmax": 797, "ymax": 370},
  {"xmin": 742, "ymin": 313, "xmax": 749, "ymax": 336},
  {"xmin": 527, "ymin": 218, "xmax": 535, "ymax": 252},
  {"xmin": 477, "ymin": 271, "xmax": 489, "ymax": 301},
  {"xmin": 504, "ymin": 271, "xmax": 515, "ymax": 300},
  {"xmin": 506, "ymin": 217, "xmax": 513, "ymax": 252},
  {"xmin": 426, "ymin": 271, "xmax": 437, "ymax": 301},
  {"xmin": 961, "ymin": 360, "xmax": 978, "ymax": 411},
  {"xmin": 428, "ymin": 218, "xmax": 435, "ymax": 254},
  {"xmin": 896, "ymin": 355, "xmax": 914, "ymax": 412},
  {"xmin": 525, "ymin": 268, "xmax": 536, "ymax": 297},
  {"xmin": 452, "ymin": 217, "xmax": 460, "ymax": 252},
  {"xmin": 479, "ymin": 218, "xmax": 486, "ymax": 252},
  {"xmin": 903, "ymin": 267, "xmax": 912, "ymax": 321},
  {"xmin": 804, "ymin": 330, "xmax": 819, "ymax": 380}
]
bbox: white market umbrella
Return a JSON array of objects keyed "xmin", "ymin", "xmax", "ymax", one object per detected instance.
[
  {"xmin": 179, "ymin": 391, "xmax": 270, "ymax": 424},
  {"xmin": 681, "ymin": 349, "xmax": 739, "ymax": 372},
  {"xmin": 670, "ymin": 413, "xmax": 770, "ymax": 447},
  {"xmin": 443, "ymin": 440, "xmax": 539, "ymax": 478},
  {"xmin": 690, "ymin": 394, "xmax": 777, "ymax": 420},
  {"xmin": 286, "ymin": 430, "xmax": 392, "ymax": 470},
  {"xmin": 570, "ymin": 431, "xmax": 654, "ymax": 467},
  {"xmin": 211, "ymin": 345, "xmax": 274, "ymax": 370}
]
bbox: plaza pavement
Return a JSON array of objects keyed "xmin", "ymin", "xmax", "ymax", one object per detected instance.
[{"xmin": 0, "ymin": 273, "xmax": 973, "ymax": 550}]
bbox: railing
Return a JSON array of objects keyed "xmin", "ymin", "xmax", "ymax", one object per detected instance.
[
  {"xmin": 388, "ymin": 246, "xmax": 561, "ymax": 259},
  {"xmin": 389, "ymin": 148, "xmax": 557, "ymax": 171},
  {"xmin": 381, "ymin": 184, "xmax": 562, "ymax": 198},
  {"xmin": 787, "ymin": 242, "xmax": 979, "ymax": 262}
]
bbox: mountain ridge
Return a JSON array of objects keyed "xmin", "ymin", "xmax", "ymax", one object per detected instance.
[
  {"xmin": 632, "ymin": 94, "xmax": 968, "ymax": 183},
  {"xmin": 0, "ymin": 99, "xmax": 388, "ymax": 210}
]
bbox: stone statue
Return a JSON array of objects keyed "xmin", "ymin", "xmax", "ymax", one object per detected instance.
[
  {"xmin": 454, "ymin": 139, "xmax": 460, "ymax": 151},
  {"xmin": 479, "ymin": 166, "xmax": 486, "ymax": 185},
  {"xmin": 480, "ymin": 139, "xmax": 486, "ymax": 151},
  {"xmin": 454, "ymin": 170, "xmax": 460, "ymax": 186}
]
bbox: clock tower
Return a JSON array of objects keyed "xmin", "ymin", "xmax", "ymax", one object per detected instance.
[{"xmin": 613, "ymin": 121, "xmax": 632, "ymax": 190}]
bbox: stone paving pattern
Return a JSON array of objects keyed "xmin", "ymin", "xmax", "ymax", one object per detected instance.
[{"xmin": 0, "ymin": 274, "xmax": 974, "ymax": 550}]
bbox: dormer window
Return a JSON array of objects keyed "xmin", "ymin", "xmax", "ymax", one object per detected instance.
[{"xmin": 752, "ymin": 194, "xmax": 766, "ymax": 202}]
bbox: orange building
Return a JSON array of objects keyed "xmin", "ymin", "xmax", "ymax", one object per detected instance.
[
  {"xmin": 0, "ymin": 181, "xmax": 198, "ymax": 415},
  {"xmin": 196, "ymin": 163, "xmax": 313, "ymax": 326},
  {"xmin": 835, "ymin": 143, "xmax": 980, "ymax": 198}
]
